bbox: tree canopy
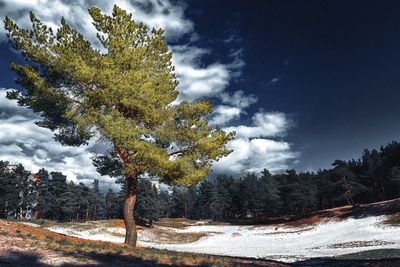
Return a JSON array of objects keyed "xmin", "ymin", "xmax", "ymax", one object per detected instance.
[{"xmin": 4, "ymin": 6, "xmax": 233, "ymax": 185}]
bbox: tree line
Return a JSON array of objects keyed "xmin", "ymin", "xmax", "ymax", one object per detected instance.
[
  {"xmin": 0, "ymin": 162, "xmax": 167, "ymax": 225},
  {"xmin": 1, "ymin": 141, "xmax": 400, "ymax": 224},
  {"xmin": 168, "ymin": 141, "xmax": 400, "ymax": 221},
  {"xmin": 0, "ymin": 164, "xmax": 110, "ymax": 221}
]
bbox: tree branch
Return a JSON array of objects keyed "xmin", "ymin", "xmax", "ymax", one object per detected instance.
[{"xmin": 168, "ymin": 150, "xmax": 183, "ymax": 157}]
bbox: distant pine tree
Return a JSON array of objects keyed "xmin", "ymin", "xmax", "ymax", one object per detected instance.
[
  {"xmin": 105, "ymin": 188, "xmax": 119, "ymax": 219},
  {"xmin": 50, "ymin": 172, "xmax": 68, "ymax": 220},
  {"xmin": 36, "ymin": 168, "xmax": 51, "ymax": 219},
  {"xmin": 136, "ymin": 179, "xmax": 160, "ymax": 227},
  {"xmin": 89, "ymin": 179, "xmax": 104, "ymax": 220}
]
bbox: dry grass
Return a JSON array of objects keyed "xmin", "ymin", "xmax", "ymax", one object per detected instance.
[
  {"xmin": 382, "ymin": 213, "xmax": 400, "ymax": 226},
  {"xmin": 155, "ymin": 218, "xmax": 208, "ymax": 229},
  {"xmin": 150, "ymin": 227, "xmax": 208, "ymax": 244},
  {"xmin": 258, "ymin": 227, "xmax": 315, "ymax": 236},
  {"xmin": 326, "ymin": 240, "xmax": 395, "ymax": 249}
]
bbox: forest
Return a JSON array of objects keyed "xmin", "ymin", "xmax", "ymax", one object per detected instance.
[{"xmin": 1, "ymin": 141, "xmax": 400, "ymax": 224}]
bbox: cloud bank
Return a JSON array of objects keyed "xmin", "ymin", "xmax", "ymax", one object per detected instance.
[
  {"xmin": 212, "ymin": 112, "xmax": 299, "ymax": 176},
  {"xmin": 0, "ymin": 0, "xmax": 299, "ymax": 184},
  {"xmin": 0, "ymin": 88, "xmax": 117, "ymax": 189}
]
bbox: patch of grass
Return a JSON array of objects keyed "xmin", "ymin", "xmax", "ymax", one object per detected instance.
[
  {"xmin": 56, "ymin": 238, "xmax": 73, "ymax": 246},
  {"xmin": 382, "ymin": 213, "xmax": 400, "ymax": 226},
  {"xmin": 259, "ymin": 227, "xmax": 315, "ymax": 236},
  {"xmin": 325, "ymin": 240, "xmax": 394, "ymax": 249},
  {"xmin": 45, "ymin": 235, "xmax": 55, "ymax": 242},
  {"xmin": 37, "ymin": 219, "xmax": 57, "ymax": 228},
  {"xmin": 150, "ymin": 227, "xmax": 208, "ymax": 244},
  {"xmin": 156, "ymin": 218, "xmax": 212, "ymax": 228}
]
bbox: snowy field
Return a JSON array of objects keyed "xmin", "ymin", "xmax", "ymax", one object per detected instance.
[{"xmin": 39, "ymin": 216, "xmax": 400, "ymax": 262}]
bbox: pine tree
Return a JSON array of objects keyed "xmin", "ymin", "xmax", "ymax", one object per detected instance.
[
  {"xmin": 12, "ymin": 164, "xmax": 35, "ymax": 219},
  {"xmin": 197, "ymin": 180, "xmax": 215, "ymax": 219},
  {"xmin": 241, "ymin": 173, "xmax": 264, "ymax": 220},
  {"xmin": 260, "ymin": 169, "xmax": 281, "ymax": 216},
  {"xmin": 171, "ymin": 187, "xmax": 188, "ymax": 218},
  {"xmin": 76, "ymin": 182, "xmax": 91, "ymax": 220},
  {"xmin": 36, "ymin": 168, "xmax": 51, "ymax": 219},
  {"xmin": 329, "ymin": 160, "xmax": 368, "ymax": 208},
  {"xmin": 185, "ymin": 186, "xmax": 200, "ymax": 219},
  {"xmin": 50, "ymin": 172, "xmax": 68, "ymax": 220},
  {"xmin": 59, "ymin": 181, "xmax": 80, "ymax": 221},
  {"xmin": 89, "ymin": 179, "xmax": 104, "ymax": 220},
  {"xmin": 105, "ymin": 188, "xmax": 119, "ymax": 219},
  {"xmin": 0, "ymin": 161, "xmax": 12, "ymax": 218},
  {"xmin": 136, "ymin": 179, "xmax": 159, "ymax": 226},
  {"xmin": 157, "ymin": 190, "xmax": 173, "ymax": 218},
  {"xmin": 5, "ymin": 6, "xmax": 233, "ymax": 246}
]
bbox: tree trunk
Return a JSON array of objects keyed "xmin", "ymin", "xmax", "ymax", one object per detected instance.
[{"xmin": 123, "ymin": 175, "xmax": 138, "ymax": 246}]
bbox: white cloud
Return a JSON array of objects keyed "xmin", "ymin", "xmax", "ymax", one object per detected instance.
[
  {"xmin": 212, "ymin": 138, "xmax": 298, "ymax": 175},
  {"xmin": 210, "ymin": 111, "xmax": 298, "ymax": 176},
  {"xmin": 219, "ymin": 90, "xmax": 258, "ymax": 109},
  {"xmin": 0, "ymin": 88, "xmax": 118, "ymax": 190},
  {"xmin": 223, "ymin": 111, "xmax": 291, "ymax": 139},
  {"xmin": 0, "ymin": 0, "xmax": 193, "ymax": 42},
  {"xmin": 208, "ymin": 105, "xmax": 242, "ymax": 126},
  {"xmin": 171, "ymin": 45, "xmax": 231, "ymax": 102}
]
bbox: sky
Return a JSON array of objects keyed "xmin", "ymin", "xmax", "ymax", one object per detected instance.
[{"xmin": 0, "ymin": 0, "xmax": 399, "ymax": 188}]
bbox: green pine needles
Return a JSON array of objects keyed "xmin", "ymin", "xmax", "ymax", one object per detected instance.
[{"xmin": 4, "ymin": 5, "xmax": 234, "ymax": 246}]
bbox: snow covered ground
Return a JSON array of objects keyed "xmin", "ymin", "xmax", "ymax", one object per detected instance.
[{"xmin": 43, "ymin": 216, "xmax": 400, "ymax": 262}]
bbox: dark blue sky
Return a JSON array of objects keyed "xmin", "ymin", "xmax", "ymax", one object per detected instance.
[
  {"xmin": 1, "ymin": 0, "xmax": 400, "ymax": 172},
  {"xmin": 181, "ymin": 0, "xmax": 400, "ymax": 170}
]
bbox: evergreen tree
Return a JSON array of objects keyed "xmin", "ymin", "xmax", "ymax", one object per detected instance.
[
  {"xmin": 89, "ymin": 179, "xmax": 104, "ymax": 220},
  {"xmin": 76, "ymin": 182, "xmax": 91, "ymax": 220},
  {"xmin": 0, "ymin": 161, "xmax": 12, "ymax": 218},
  {"xmin": 260, "ymin": 169, "xmax": 281, "ymax": 216},
  {"xmin": 136, "ymin": 179, "xmax": 159, "ymax": 226},
  {"xmin": 171, "ymin": 187, "xmax": 188, "ymax": 218},
  {"xmin": 5, "ymin": 6, "xmax": 233, "ymax": 246},
  {"xmin": 36, "ymin": 168, "xmax": 51, "ymax": 219},
  {"xmin": 240, "ymin": 173, "xmax": 264, "ymax": 219},
  {"xmin": 214, "ymin": 175, "xmax": 236, "ymax": 219},
  {"xmin": 105, "ymin": 188, "xmax": 119, "ymax": 219},
  {"xmin": 157, "ymin": 190, "xmax": 173, "ymax": 218},
  {"xmin": 329, "ymin": 160, "xmax": 369, "ymax": 208},
  {"xmin": 59, "ymin": 181, "xmax": 80, "ymax": 220},
  {"xmin": 197, "ymin": 180, "xmax": 216, "ymax": 219},
  {"xmin": 185, "ymin": 186, "xmax": 200, "ymax": 219},
  {"xmin": 50, "ymin": 172, "xmax": 68, "ymax": 220},
  {"xmin": 12, "ymin": 164, "xmax": 35, "ymax": 219}
]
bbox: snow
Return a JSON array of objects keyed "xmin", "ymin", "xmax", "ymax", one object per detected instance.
[
  {"xmin": 46, "ymin": 225, "xmax": 125, "ymax": 244},
  {"xmin": 44, "ymin": 216, "xmax": 400, "ymax": 262}
]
